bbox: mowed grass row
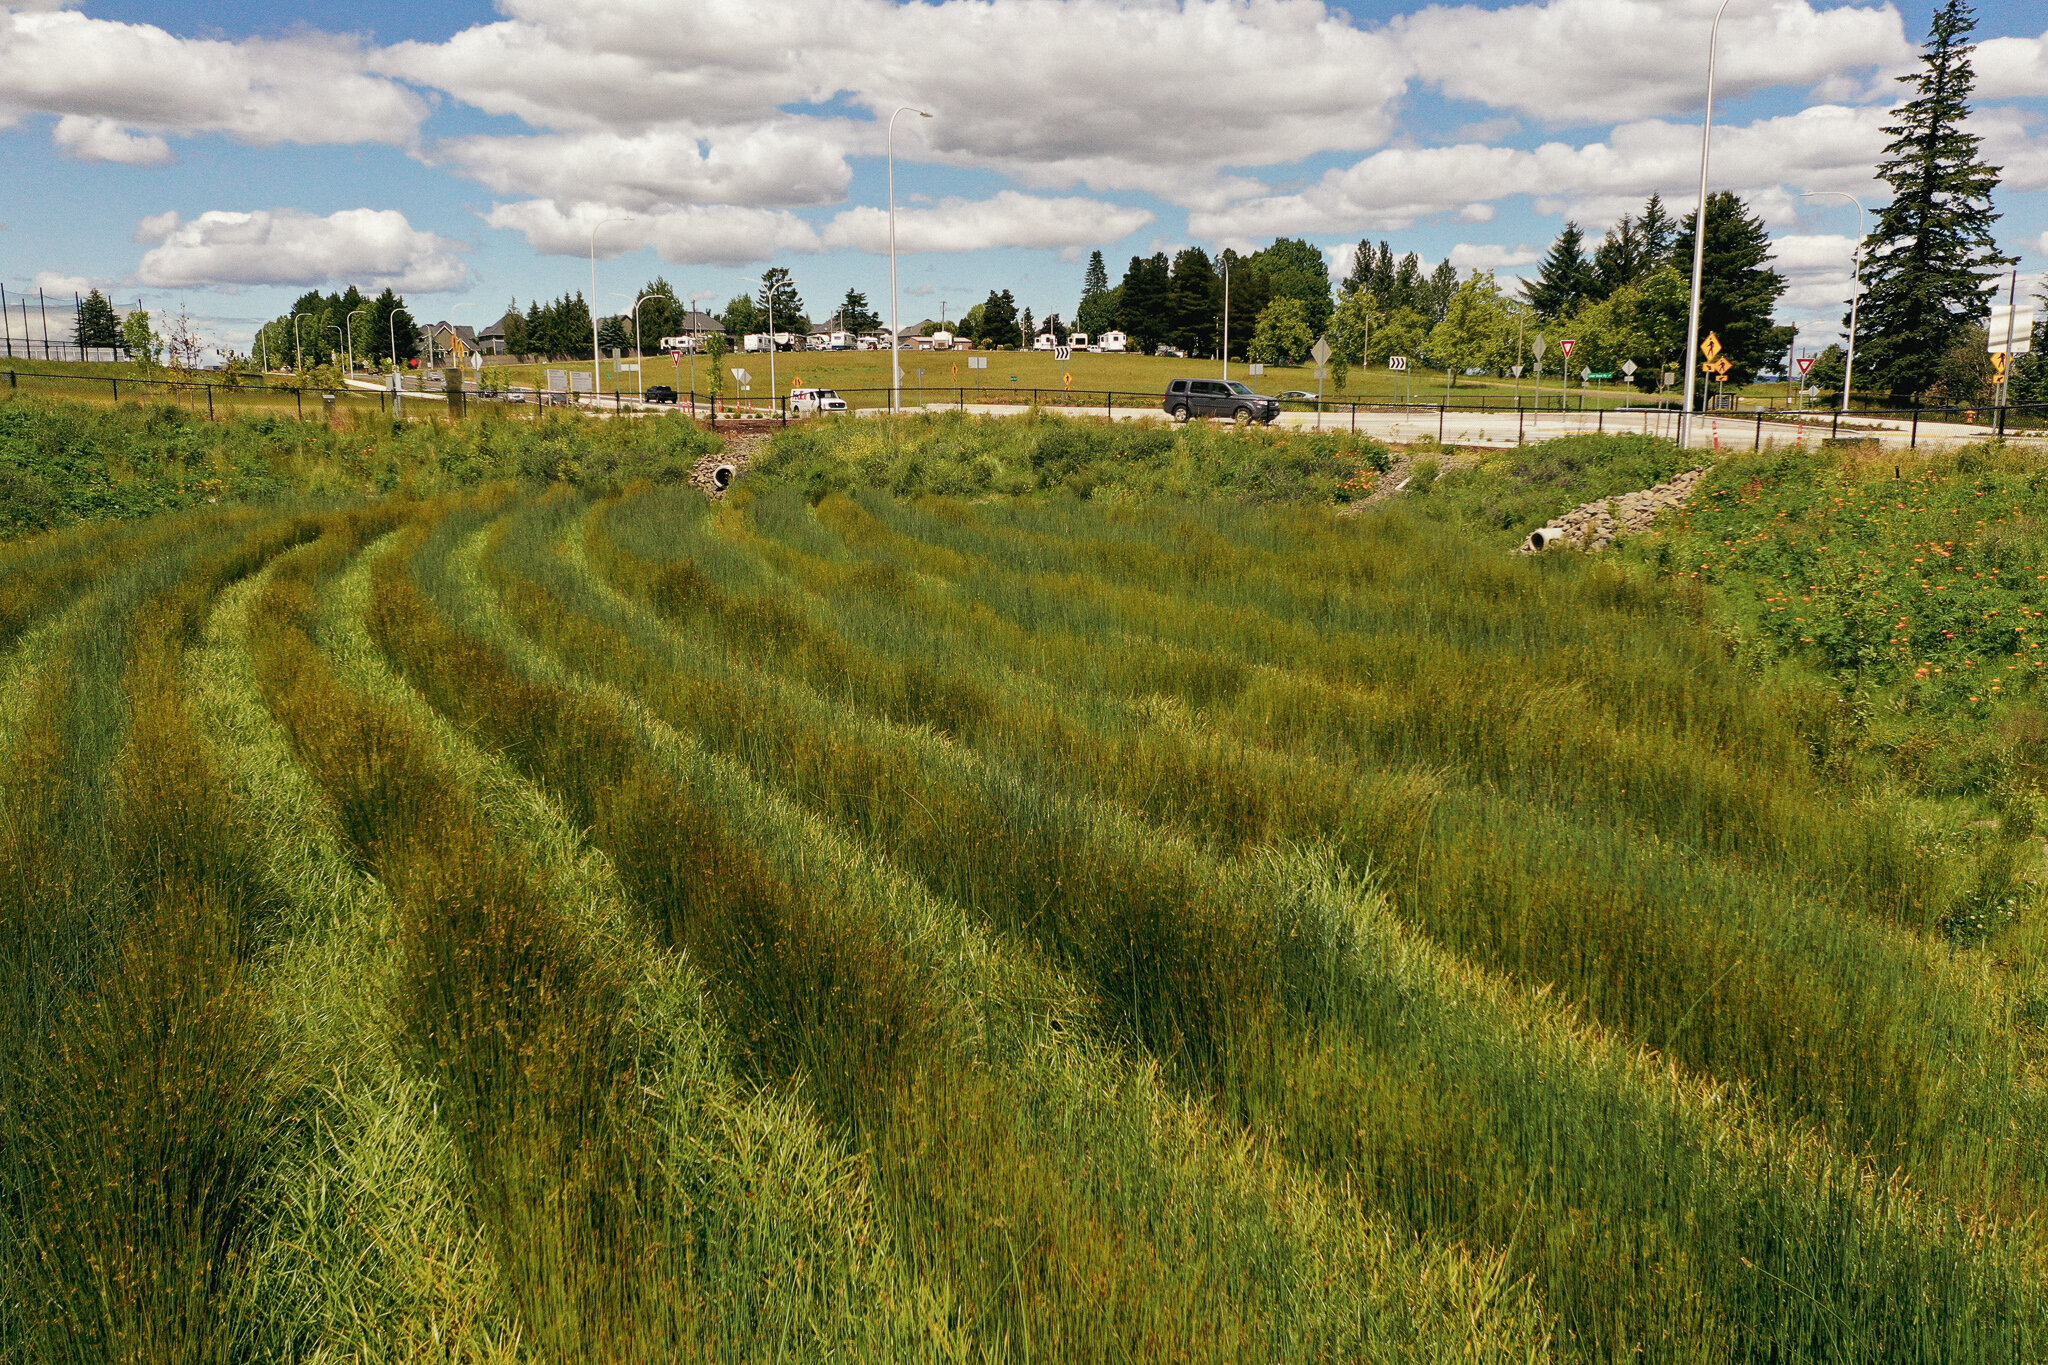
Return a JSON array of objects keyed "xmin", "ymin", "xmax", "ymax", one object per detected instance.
[
  {"xmin": 0, "ymin": 509, "xmax": 334, "ymax": 1360},
  {"xmin": 459, "ymin": 483, "xmax": 2041, "ymax": 1360},
  {"xmin": 588, "ymin": 483, "xmax": 2037, "ymax": 1199},
  {"xmin": 366, "ymin": 490, "xmax": 1559, "ymax": 1361}
]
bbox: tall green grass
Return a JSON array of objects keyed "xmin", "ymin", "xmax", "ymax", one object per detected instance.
[{"xmin": 463, "ymin": 482, "xmax": 2044, "ymax": 1359}]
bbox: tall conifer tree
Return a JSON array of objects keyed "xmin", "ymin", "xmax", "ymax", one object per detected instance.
[
  {"xmin": 1523, "ymin": 223, "xmax": 1597, "ymax": 318},
  {"xmin": 1855, "ymin": 0, "xmax": 2009, "ymax": 399}
]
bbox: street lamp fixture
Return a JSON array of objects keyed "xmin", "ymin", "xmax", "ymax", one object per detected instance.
[
  {"xmin": 889, "ymin": 104, "xmax": 933, "ymax": 413},
  {"xmin": 290, "ymin": 311, "xmax": 310, "ymax": 372},
  {"xmin": 1680, "ymin": 0, "xmax": 1735, "ymax": 449},
  {"xmin": 1798, "ymin": 191, "xmax": 1866, "ymax": 415}
]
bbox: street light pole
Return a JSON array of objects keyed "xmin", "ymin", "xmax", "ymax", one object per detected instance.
[
  {"xmin": 387, "ymin": 307, "xmax": 412, "ymax": 416},
  {"xmin": 889, "ymin": 104, "xmax": 933, "ymax": 413},
  {"xmin": 589, "ymin": 215, "xmax": 632, "ymax": 404},
  {"xmin": 344, "ymin": 306, "xmax": 370, "ymax": 380},
  {"xmin": 1798, "ymin": 191, "xmax": 1866, "ymax": 414},
  {"xmin": 290, "ymin": 312, "xmax": 309, "ymax": 373},
  {"xmin": 1680, "ymin": 0, "xmax": 1735, "ymax": 450},
  {"xmin": 1221, "ymin": 255, "xmax": 1232, "ymax": 381}
]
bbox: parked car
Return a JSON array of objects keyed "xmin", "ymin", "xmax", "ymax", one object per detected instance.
[
  {"xmin": 1161, "ymin": 378, "xmax": 1280, "ymax": 424},
  {"xmin": 1275, "ymin": 389, "xmax": 1314, "ymax": 400},
  {"xmin": 644, "ymin": 385, "xmax": 678, "ymax": 404},
  {"xmin": 788, "ymin": 387, "xmax": 849, "ymax": 415}
]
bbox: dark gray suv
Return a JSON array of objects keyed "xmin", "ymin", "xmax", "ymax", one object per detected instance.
[{"xmin": 1162, "ymin": 377, "xmax": 1280, "ymax": 424}]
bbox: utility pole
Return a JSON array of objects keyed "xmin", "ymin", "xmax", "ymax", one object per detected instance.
[{"xmin": 1, "ymin": 283, "xmax": 11, "ymax": 359}]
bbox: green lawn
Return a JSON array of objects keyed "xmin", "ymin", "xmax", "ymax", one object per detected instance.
[{"xmin": 475, "ymin": 347, "xmax": 1698, "ymax": 410}]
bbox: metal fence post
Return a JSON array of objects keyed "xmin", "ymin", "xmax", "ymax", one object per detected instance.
[
  {"xmin": 296, "ymin": 388, "xmax": 303, "ymax": 420},
  {"xmin": 1830, "ymin": 410, "xmax": 1840, "ymax": 441},
  {"xmin": 1754, "ymin": 413, "xmax": 1763, "ymax": 451},
  {"xmin": 5, "ymin": 370, "xmax": 12, "ymax": 390},
  {"xmin": 1438, "ymin": 403, "xmax": 1445, "ymax": 443},
  {"xmin": 1517, "ymin": 405, "xmax": 1524, "ymax": 444},
  {"xmin": 110, "ymin": 376, "xmax": 117, "ymax": 401},
  {"xmin": 1597, "ymin": 408, "xmax": 1605, "ymax": 433},
  {"xmin": 206, "ymin": 384, "xmax": 214, "ymax": 421},
  {"xmin": 1910, "ymin": 403, "xmax": 1920, "ymax": 450}
]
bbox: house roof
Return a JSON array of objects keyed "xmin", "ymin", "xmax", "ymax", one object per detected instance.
[{"xmin": 478, "ymin": 311, "xmax": 518, "ymax": 340}]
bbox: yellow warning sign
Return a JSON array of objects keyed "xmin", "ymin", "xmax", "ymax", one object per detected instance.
[
  {"xmin": 1700, "ymin": 332, "xmax": 1723, "ymax": 363},
  {"xmin": 1992, "ymin": 352, "xmax": 2010, "ymax": 381},
  {"xmin": 1063, "ymin": 372, "xmax": 1073, "ymax": 391}
]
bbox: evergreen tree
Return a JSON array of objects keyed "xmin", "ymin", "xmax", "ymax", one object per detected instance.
[
  {"xmin": 1392, "ymin": 253, "xmax": 1423, "ymax": 313},
  {"xmin": 1339, "ymin": 241, "xmax": 1376, "ymax": 297},
  {"xmin": 1368, "ymin": 245, "xmax": 1399, "ymax": 309},
  {"xmin": 1021, "ymin": 307, "xmax": 1035, "ymax": 343},
  {"xmin": 1524, "ymin": 223, "xmax": 1598, "ymax": 319},
  {"xmin": 74, "ymin": 289, "xmax": 121, "ymax": 357},
  {"xmin": 1116, "ymin": 252, "xmax": 1174, "ymax": 352},
  {"xmin": 365, "ymin": 287, "xmax": 417, "ymax": 367},
  {"xmin": 1167, "ymin": 247, "xmax": 1220, "ymax": 354},
  {"xmin": 755, "ymin": 267, "xmax": 803, "ymax": 331},
  {"xmin": 1637, "ymin": 193, "xmax": 1678, "ymax": 266},
  {"xmin": 636, "ymin": 278, "xmax": 684, "ymax": 351},
  {"xmin": 1855, "ymin": 0, "xmax": 2009, "ymax": 399},
  {"xmin": 598, "ymin": 315, "xmax": 634, "ymax": 353},
  {"xmin": 836, "ymin": 288, "xmax": 881, "ymax": 335},
  {"xmin": 1076, "ymin": 250, "xmax": 1117, "ymax": 338},
  {"xmin": 1592, "ymin": 216, "xmax": 1649, "ymax": 296},
  {"xmin": 1420, "ymin": 259, "xmax": 1462, "ymax": 322},
  {"xmin": 974, "ymin": 289, "xmax": 1019, "ymax": 348},
  {"xmin": 1670, "ymin": 191, "xmax": 1792, "ymax": 387},
  {"xmin": 1082, "ymin": 250, "xmax": 1109, "ymax": 298}
]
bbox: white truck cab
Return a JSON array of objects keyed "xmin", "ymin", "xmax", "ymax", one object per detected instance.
[{"xmin": 788, "ymin": 387, "xmax": 849, "ymax": 415}]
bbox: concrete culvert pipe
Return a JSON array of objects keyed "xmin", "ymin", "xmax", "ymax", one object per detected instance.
[
  {"xmin": 712, "ymin": 464, "xmax": 736, "ymax": 491},
  {"xmin": 1527, "ymin": 526, "xmax": 1567, "ymax": 552}
]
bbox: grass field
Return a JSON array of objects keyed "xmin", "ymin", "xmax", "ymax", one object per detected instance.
[
  {"xmin": 483, "ymin": 345, "xmax": 1694, "ymax": 410},
  {"xmin": 2, "ymin": 348, "xmax": 1728, "ymax": 411},
  {"xmin": 2, "ymin": 393, "xmax": 2047, "ymax": 1359}
]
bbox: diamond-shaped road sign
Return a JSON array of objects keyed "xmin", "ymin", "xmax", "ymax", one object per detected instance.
[
  {"xmin": 1700, "ymin": 332, "xmax": 1723, "ymax": 362},
  {"xmin": 1621, "ymin": 360, "xmax": 1638, "ymax": 377},
  {"xmin": 1581, "ymin": 368, "xmax": 1592, "ymax": 382},
  {"xmin": 1311, "ymin": 336, "xmax": 1332, "ymax": 366},
  {"xmin": 1532, "ymin": 335, "xmax": 1547, "ymax": 361}
]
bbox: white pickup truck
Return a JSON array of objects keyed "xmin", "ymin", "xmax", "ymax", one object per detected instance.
[{"xmin": 788, "ymin": 387, "xmax": 849, "ymax": 415}]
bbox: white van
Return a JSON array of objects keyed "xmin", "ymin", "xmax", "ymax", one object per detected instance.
[{"xmin": 788, "ymin": 387, "xmax": 849, "ymax": 416}]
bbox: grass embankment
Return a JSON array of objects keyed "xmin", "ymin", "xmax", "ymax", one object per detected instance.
[
  {"xmin": 3, "ymin": 399, "xmax": 2047, "ymax": 1358},
  {"xmin": 449, "ymin": 480, "xmax": 2040, "ymax": 1356},
  {"xmin": 0, "ymin": 391, "xmax": 716, "ymax": 536}
]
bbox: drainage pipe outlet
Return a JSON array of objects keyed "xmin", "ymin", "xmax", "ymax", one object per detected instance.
[
  {"xmin": 1526, "ymin": 526, "xmax": 1567, "ymax": 552},
  {"xmin": 712, "ymin": 464, "xmax": 736, "ymax": 491}
]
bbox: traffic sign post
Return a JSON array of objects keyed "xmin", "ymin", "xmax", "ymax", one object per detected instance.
[
  {"xmin": 1531, "ymin": 335, "xmax": 1547, "ymax": 420},
  {"xmin": 1311, "ymin": 336, "xmax": 1331, "ymax": 410}
]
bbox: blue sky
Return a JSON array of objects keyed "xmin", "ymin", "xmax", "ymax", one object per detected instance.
[{"xmin": 2, "ymin": 0, "xmax": 2043, "ymax": 359}]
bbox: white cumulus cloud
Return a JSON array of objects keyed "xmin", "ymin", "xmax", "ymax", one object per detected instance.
[
  {"xmin": 436, "ymin": 123, "xmax": 856, "ymax": 211},
  {"xmin": 53, "ymin": 115, "xmax": 170, "ymax": 165},
  {"xmin": 1448, "ymin": 242, "xmax": 1542, "ymax": 271},
  {"xmin": 135, "ymin": 209, "xmax": 469, "ymax": 292},
  {"xmin": 820, "ymin": 192, "xmax": 1154, "ymax": 254},
  {"xmin": 0, "ymin": 8, "xmax": 425, "ymax": 151},
  {"xmin": 1976, "ymin": 29, "xmax": 2048, "ymax": 99},
  {"xmin": 1394, "ymin": 0, "xmax": 1911, "ymax": 125}
]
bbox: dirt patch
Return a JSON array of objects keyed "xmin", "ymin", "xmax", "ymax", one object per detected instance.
[{"xmin": 1340, "ymin": 452, "xmax": 1478, "ymax": 514}]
